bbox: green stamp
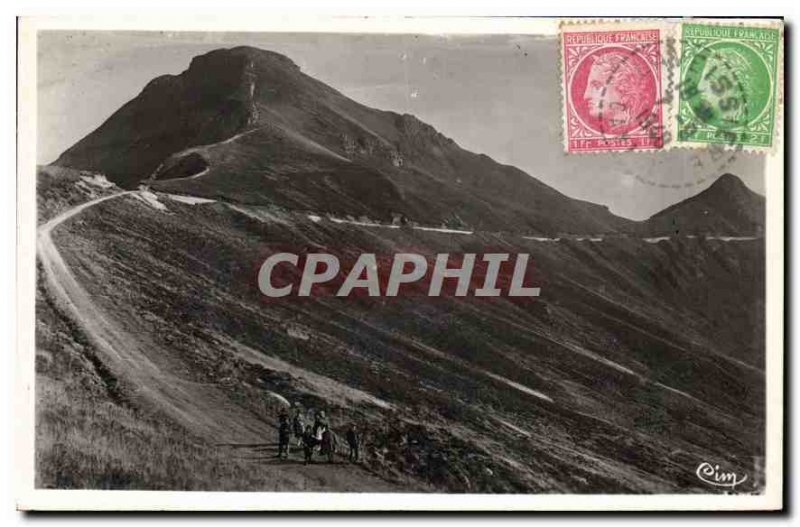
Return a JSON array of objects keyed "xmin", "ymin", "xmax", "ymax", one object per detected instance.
[{"xmin": 677, "ymin": 23, "xmax": 781, "ymax": 147}]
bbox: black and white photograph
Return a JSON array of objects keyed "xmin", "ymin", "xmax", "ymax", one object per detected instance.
[{"xmin": 14, "ymin": 15, "xmax": 784, "ymax": 511}]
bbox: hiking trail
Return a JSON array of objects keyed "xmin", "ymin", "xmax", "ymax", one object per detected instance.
[{"xmin": 37, "ymin": 191, "xmax": 400, "ymax": 491}]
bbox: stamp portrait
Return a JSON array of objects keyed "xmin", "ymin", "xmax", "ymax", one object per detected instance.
[
  {"xmin": 677, "ymin": 23, "xmax": 782, "ymax": 149},
  {"xmin": 561, "ymin": 27, "xmax": 665, "ymax": 153}
]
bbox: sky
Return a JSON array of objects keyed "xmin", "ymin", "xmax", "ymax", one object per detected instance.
[{"xmin": 37, "ymin": 30, "xmax": 766, "ymax": 220}]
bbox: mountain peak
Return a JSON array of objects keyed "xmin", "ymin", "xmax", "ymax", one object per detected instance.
[
  {"xmin": 707, "ymin": 173, "xmax": 748, "ymax": 194},
  {"xmin": 695, "ymin": 173, "xmax": 762, "ymax": 207},
  {"xmin": 57, "ymin": 46, "xmax": 765, "ymax": 236},
  {"xmin": 642, "ymin": 172, "xmax": 764, "ymax": 236},
  {"xmin": 183, "ymin": 46, "xmax": 300, "ymax": 88},
  {"xmin": 188, "ymin": 46, "xmax": 299, "ymax": 72}
]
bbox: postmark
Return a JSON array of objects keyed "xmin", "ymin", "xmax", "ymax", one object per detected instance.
[
  {"xmin": 676, "ymin": 23, "xmax": 782, "ymax": 149},
  {"xmin": 561, "ymin": 25, "xmax": 666, "ymax": 153},
  {"xmin": 560, "ymin": 19, "xmax": 783, "ymax": 154}
]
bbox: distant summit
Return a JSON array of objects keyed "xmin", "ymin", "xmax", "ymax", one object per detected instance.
[
  {"xmin": 55, "ymin": 46, "xmax": 301, "ymax": 188},
  {"xmin": 640, "ymin": 174, "xmax": 765, "ymax": 236},
  {"xmin": 51, "ymin": 46, "xmax": 635, "ymax": 234},
  {"xmin": 53, "ymin": 46, "xmax": 762, "ymax": 236}
]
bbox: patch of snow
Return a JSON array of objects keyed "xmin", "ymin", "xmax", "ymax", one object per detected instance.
[
  {"xmin": 705, "ymin": 236, "xmax": 759, "ymax": 242},
  {"xmin": 413, "ymin": 225, "xmax": 473, "ymax": 235},
  {"xmin": 328, "ymin": 216, "xmax": 400, "ymax": 229},
  {"xmin": 654, "ymin": 382, "xmax": 709, "ymax": 406},
  {"xmin": 307, "ymin": 214, "xmax": 474, "ymax": 233},
  {"xmin": 523, "ymin": 236, "xmax": 561, "ymax": 242},
  {"xmin": 132, "ymin": 190, "xmax": 168, "ymax": 211},
  {"xmin": 74, "ymin": 180, "xmax": 96, "ymax": 197},
  {"xmin": 355, "ymin": 220, "xmax": 398, "ymax": 229},
  {"xmin": 497, "ymin": 455, "xmax": 527, "ymax": 472},
  {"xmin": 166, "ymin": 194, "xmax": 216, "ymax": 205},
  {"xmin": 80, "ymin": 174, "xmax": 114, "ymax": 189},
  {"xmin": 560, "ymin": 341, "xmax": 639, "ymax": 377},
  {"xmin": 596, "ymin": 357, "xmax": 637, "ymax": 376},
  {"xmin": 265, "ymin": 391, "xmax": 291, "ymax": 407},
  {"xmin": 483, "ymin": 372, "xmax": 553, "ymax": 403},
  {"xmin": 492, "ymin": 416, "xmax": 532, "ymax": 438},
  {"xmin": 286, "ymin": 324, "xmax": 310, "ymax": 341},
  {"xmin": 186, "ymin": 167, "xmax": 209, "ymax": 180},
  {"xmin": 227, "ymin": 340, "xmax": 394, "ymax": 410},
  {"xmin": 227, "ymin": 204, "xmax": 289, "ymax": 224}
]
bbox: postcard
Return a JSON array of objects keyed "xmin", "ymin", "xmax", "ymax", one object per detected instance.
[{"xmin": 16, "ymin": 16, "xmax": 784, "ymax": 511}]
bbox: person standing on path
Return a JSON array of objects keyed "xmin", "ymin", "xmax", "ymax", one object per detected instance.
[
  {"xmin": 312, "ymin": 410, "xmax": 328, "ymax": 453},
  {"xmin": 345, "ymin": 423, "xmax": 360, "ymax": 463},
  {"xmin": 276, "ymin": 412, "xmax": 291, "ymax": 459},
  {"xmin": 320, "ymin": 426, "xmax": 337, "ymax": 463},
  {"xmin": 302, "ymin": 425, "xmax": 317, "ymax": 465},
  {"xmin": 292, "ymin": 407, "xmax": 305, "ymax": 448}
]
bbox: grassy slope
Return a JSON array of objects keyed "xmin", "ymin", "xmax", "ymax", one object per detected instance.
[
  {"xmin": 38, "ymin": 182, "xmax": 765, "ymax": 493},
  {"xmin": 36, "ymin": 276, "xmax": 292, "ymax": 491},
  {"xmin": 35, "ymin": 176, "xmax": 273, "ymax": 489},
  {"xmin": 35, "ymin": 171, "xmax": 408, "ymax": 492}
]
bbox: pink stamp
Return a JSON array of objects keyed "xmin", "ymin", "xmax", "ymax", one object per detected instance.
[{"xmin": 562, "ymin": 28, "xmax": 664, "ymax": 153}]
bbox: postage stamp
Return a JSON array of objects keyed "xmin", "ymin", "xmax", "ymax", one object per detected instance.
[
  {"xmin": 561, "ymin": 25, "xmax": 666, "ymax": 153},
  {"xmin": 676, "ymin": 23, "xmax": 782, "ymax": 149}
]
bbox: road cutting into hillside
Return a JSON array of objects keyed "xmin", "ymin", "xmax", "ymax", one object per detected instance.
[{"xmin": 37, "ymin": 191, "xmax": 402, "ymax": 492}]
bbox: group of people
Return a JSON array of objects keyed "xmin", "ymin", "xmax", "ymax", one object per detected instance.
[{"xmin": 276, "ymin": 407, "xmax": 361, "ymax": 465}]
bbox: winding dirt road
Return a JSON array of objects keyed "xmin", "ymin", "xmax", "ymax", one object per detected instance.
[{"xmin": 37, "ymin": 191, "xmax": 400, "ymax": 491}]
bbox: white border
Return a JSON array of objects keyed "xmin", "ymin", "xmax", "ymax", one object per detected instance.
[{"xmin": 15, "ymin": 15, "xmax": 784, "ymax": 512}]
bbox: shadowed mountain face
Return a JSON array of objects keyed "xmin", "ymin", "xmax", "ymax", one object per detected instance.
[
  {"xmin": 36, "ymin": 167, "xmax": 766, "ymax": 492},
  {"xmin": 640, "ymin": 174, "xmax": 766, "ymax": 236},
  {"xmin": 54, "ymin": 46, "xmax": 634, "ymax": 235}
]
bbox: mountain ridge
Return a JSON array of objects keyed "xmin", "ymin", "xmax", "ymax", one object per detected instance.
[
  {"xmin": 639, "ymin": 173, "xmax": 765, "ymax": 236},
  {"xmin": 53, "ymin": 46, "xmax": 761, "ymax": 236}
]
